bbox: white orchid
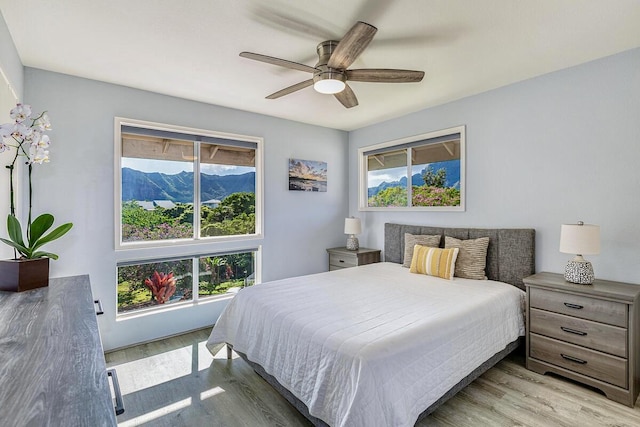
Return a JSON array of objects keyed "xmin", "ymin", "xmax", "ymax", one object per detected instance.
[
  {"xmin": 25, "ymin": 129, "xmax": 41, "ymax": 145},
  {"xmin": 1, "ymin": 103, "xmax": 71, "ymax": 263},
  {"xmin": 29, "ymin": 144, "xmax": 49, "ymax": 164},
  {"xmin": 0, "ymin": 104, "xmax": 52, "ymax": 164},
  {"xmin": 1, "ymin": 103, "xmax": 55, "ymax": 224},
  {"xmin": 10, "ymin": 123, "xmax": 32, "ymax": 142},
  {"xmin": 34, "ymin": 113, "xmax": 51, "ymax": 131},
  {"xmin": 9, "ymin": 103, "xmax": 32, "ymax": 123},
  {"xmin": 0, "ymin": 123, "xmax": 13, "ymax": 139},
  {"xmin": 35, "ymin": 134, "xmax": 50, "ymax": 149}
]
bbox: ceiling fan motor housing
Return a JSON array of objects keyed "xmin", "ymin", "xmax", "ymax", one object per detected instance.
[{"xmin": 313, "ymin": 40, "xmax": 346, "ymax": 92}]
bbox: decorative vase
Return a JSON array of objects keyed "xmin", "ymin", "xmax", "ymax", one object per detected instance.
[
  {"xmin": 346, "ymin": 235, "xmax": 359, "ymax": 251},
  {"xmin": 0, "ymin": 258, "xmax": 50, "ymax": 292}
]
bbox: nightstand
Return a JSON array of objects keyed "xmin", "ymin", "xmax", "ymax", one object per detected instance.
[
  {"xmin": 524, "ymin": 272, "xmax": 640, "ymax": 407},
  {"xmin": 326, "ymin": 247, "xmax": 381, "ymax": 271}
]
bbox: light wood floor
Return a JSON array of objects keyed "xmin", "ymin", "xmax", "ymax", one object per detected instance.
[{"xmin": 105, "ymin": 328, "xmax": 640, "ymax": 426}]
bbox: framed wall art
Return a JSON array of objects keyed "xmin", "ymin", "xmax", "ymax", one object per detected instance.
[{"xmin": 289, "ymin": 158, "xmax": 327, "ymax": 192}]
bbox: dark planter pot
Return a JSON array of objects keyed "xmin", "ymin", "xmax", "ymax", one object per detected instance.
[{"xmin": 0, "ymin": 258, "xmax": 50, "ymax": 292}]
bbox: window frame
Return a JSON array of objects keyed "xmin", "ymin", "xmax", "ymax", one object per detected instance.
[
  {"xmin": 114, "ymin": 117, "xmax": 264, "ymax": 250},
  {"xmin": 115, "ymin": 246, "xmax": 262, "ymax": 319},
  {"xmin": 358, "ymin": 125, "xmax": 465, "ymax": 212}
]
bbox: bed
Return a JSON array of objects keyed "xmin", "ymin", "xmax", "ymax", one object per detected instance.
[{"xmin": 207, "ymin": 223, "xmax": 535, "ymax": 426}]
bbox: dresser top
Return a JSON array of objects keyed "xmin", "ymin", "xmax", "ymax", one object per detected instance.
[
  {"xmin": 0, "ymin": 275, "xmax": 116, "ymax": 427},
  {"xmin": 524, "ymin": 271, "xmax": 640, "ymax": 302}
]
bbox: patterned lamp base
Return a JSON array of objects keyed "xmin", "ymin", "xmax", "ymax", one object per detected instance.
[
  {"xmin": 564, "ymin": 260, "xmax": 595, "ymax": 284},
  {"xmin": 346, "ymin": 235, "xmax": 359, "ymax": 251}
]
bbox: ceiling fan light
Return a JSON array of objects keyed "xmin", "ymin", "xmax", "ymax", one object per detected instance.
[
  {"xmin": 314, "ymin": 78, "xmax": 346, "ymax": 94},
  {"xmin": 313, "ymin": 70, "xmax": 346, "ymax": 94}
]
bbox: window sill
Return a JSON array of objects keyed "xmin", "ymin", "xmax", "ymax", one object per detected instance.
[{"xmin": 116, "ymin": 293, "xmax": 235, "ymax": 321}]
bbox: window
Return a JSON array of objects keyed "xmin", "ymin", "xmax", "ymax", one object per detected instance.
[
  {"xmin": 359, "ymin": 126, "xmax": 465, "ymax": 211},
  {"xmin": 114, "ymin": 118, "xmax": 263, "ymax": 316},
  {"xmin": 115, "ymin": 118, "xmax": 262, "ymax": 248},
  {"xmin": 117, "ymin": 250, "xmax": 257, "ymax": 314}
]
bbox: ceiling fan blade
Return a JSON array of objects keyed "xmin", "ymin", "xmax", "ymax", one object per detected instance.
[
  {"xmin": 334, "ymin": 84, "xmax": 358, "ymax": 108},
  {"xmin": 240, "ymin": 52, "xmax": 317, "ymax": 73},
  {"xmin": 266, "ymin": 79, "xmax": 314, "ymax": 99},
  {"xmin": 250, "ymin": 5, "xmax": 337, "ymax": 41},
  {"xmin": 346, "ymin": 69, "xmax": 425, "ymax": 83},
  {"xmin": 327, "ymin": 22, "xmax": 377, "ymax": 70}
]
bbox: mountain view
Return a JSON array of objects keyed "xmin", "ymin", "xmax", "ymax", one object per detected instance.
[
  {"xmin": 368, "ymin": 161, "xmax": 460, "ymax": 198},
  {"xmin": 122, "ymin": 167, "xmax": 255, "ymax": 202}
]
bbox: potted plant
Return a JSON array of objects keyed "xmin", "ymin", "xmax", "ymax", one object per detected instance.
[{"xmin": 0, "ymin": 103, "xmax": 73, "ymax": 292}]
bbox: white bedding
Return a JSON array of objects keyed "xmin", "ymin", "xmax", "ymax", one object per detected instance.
[{"xmin": 207, "ymin": 262, "xmax": 525, "ymax": 427}]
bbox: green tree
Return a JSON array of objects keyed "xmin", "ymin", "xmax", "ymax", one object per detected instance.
[
  {"xmin": 164, "ymin": 203, "xmax": 193, "ymax": 224},
  {"xmin": 122, "ymin": 201, "xmax": 171, "ymax": 229},
  {"xmin": 367, "ymin": 186, "xmax": 408, "ymax": 207},
  {"xmin": 206, "ymin": 192, "xmax": 255, "ymax": 222},
  {"xmin": 201, "ymin": 192, "xmax": 255, "ymax": 236},
  {"xmin": 422, "ymin": 166, "xmax": 447, "ymax": 188}
]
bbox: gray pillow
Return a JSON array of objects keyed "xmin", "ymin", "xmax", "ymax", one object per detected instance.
[
  {"xmin": 444, "ymin": 236, "xmax": 490, "ymax": 279},
  {"xmin": 402, "ymin": 233, "xmax": 441, "ymax": 267}
]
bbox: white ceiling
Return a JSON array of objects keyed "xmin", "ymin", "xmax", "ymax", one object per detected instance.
[{"xmin": 1, "ymin": 0, "xmax": 639, "ymax": 131}]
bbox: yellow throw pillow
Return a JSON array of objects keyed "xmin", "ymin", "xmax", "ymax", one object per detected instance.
[{"xmin": 409, "ymin": 245, "xmax": 459, "ymax": 280}]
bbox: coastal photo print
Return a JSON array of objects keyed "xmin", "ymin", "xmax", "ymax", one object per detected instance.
[{"xmin": 289, "ymin": 158, "xmax": 327, "ymax": 192}]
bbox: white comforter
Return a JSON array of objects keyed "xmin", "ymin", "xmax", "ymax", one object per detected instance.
[{"xmin": 207, "ymin": 262, "xmax": 525, "ymax": 427}]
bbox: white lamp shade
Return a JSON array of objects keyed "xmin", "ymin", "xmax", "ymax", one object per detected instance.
[
  {"xmin": 344, "ymin": 217, "xmax": 362, "ymax": 235},
  {"xmin": 314, "ymin": 79, "xmax": 346, "ymax": 94},
  {"xmin": 559, "ymin": 223, "xmax": 600, "ymax": 255}
]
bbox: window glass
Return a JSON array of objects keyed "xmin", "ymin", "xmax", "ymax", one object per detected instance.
[
  {"xmin": 121, "ymin": 156, "xmax": 194, "ymax": 242},
  {"xmin": 410, "ymin": 141, "xmax": 461, "ymax": 207},
  {"xmin": 366, "ymin": 149, "xmax": 408, "ymax": 207},
  {"xmin": 117, "ymin": 120, "xmax": 261, "ymax": 247},
  {"xmin": 360, "ymin": 127, "xmax": 465, "ymax": 211},
  {"xmin": 115, "ymin": 119, "xmax": 263, "ymax": 316},
  {"xmin": 199, "ymin": 142, "xmax": 256, "ymax": 238},
  {"xmin": 198, "ymin": 252, "xmax": 255, "ymax": 298},
  {"xmin": 117, "ymin": 258, "xmax": 193, "ymax": 314}
]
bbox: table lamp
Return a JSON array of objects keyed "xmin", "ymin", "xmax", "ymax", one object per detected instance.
[
  {"xmin": 559, "ymin": 221, "xmax": 600, "ymax": 284},
  {"xmin": 344, "ymin": 217, "xmax": 362, "ymax": 251}
]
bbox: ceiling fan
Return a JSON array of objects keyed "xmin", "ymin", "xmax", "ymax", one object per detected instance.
[{"xmin": 240, "ymin": 21, "xmax": 425, "ymax": 108}]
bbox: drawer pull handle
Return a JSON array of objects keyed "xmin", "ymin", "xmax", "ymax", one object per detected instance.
[
  {"xmin": 94, "ymin": 299, "xmax": 104, "ymax": 316},
  {"xmin": 560, "ymin": 327, "xmax": 587, "ymax": 336},
  {"xmin": 561, "ymin": 354, "xmax": 587, "ymax": 364},
  {"xmin": 339, "ymin": 260, "xmax": 345, "ymax": 263},
  {"xmin": 563, "ymin": 302, "xmax": 583, "ymax": 310},
  {"xmin": 107, "ymin": 369, "xmax": 125, "ymax": 415}
]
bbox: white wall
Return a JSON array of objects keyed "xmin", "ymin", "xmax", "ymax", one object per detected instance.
[
  {"xmin": 349, "ymin": 48, "xmax": 640, "ymax": 285},
  {"xmin": 0, "ymin": 11, "xmax": 22, "ymax": 99},
  {"xmin": 0, "ymin": 11, "xmax": 23, "ymax": 259},
  {"xmin": 24, "ymin": 68, "xmax": 348, "ymax": 351}
]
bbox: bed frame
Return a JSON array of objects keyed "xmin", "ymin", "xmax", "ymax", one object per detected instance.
[
  {"xmin": 233, "ymin": 223, "xmax": 536, "ymax": 426},
  {"xmin": 384, "ymin": 223, "xmax": 535, "ymax": 290}
]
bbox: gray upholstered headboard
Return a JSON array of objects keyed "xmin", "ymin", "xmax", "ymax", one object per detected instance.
[{"xmin": 384, "ymin": 223, "xmax": 535, "ymax": 290}]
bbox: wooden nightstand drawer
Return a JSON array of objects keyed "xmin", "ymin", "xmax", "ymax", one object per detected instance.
[
  {"xmin": 529, "ymin": 287, "xmax": 627, "ymax": 327},
  {"xmin": 530, "ymin": 334, "xmax": 627, "ymax": 388},
  {"xmin": 329, "ymin": 253, "xmax": 357, "ymax": 268},
  {"xmin": 525, "ymin": 272, "xmax": 640, "ymax": 407},
  {"xmin": 326, "ymin": 247, "xmax": 381, "ymax": 271},
  {"xmin": 529, "ymin": 308, "xmax": 627, "ymax": 357}
]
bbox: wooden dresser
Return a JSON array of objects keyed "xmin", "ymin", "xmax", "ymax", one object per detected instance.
[
  {"xmin": 326, "ymin": 247, "xmax": 381, "ymax": 271},
  {"xmin": 524, "ymin": 272, "xmax": 640, "ymax": 406},
  {"xmin": 0, "ymin": 275, "xmax": 118, "ymax": 426}
]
